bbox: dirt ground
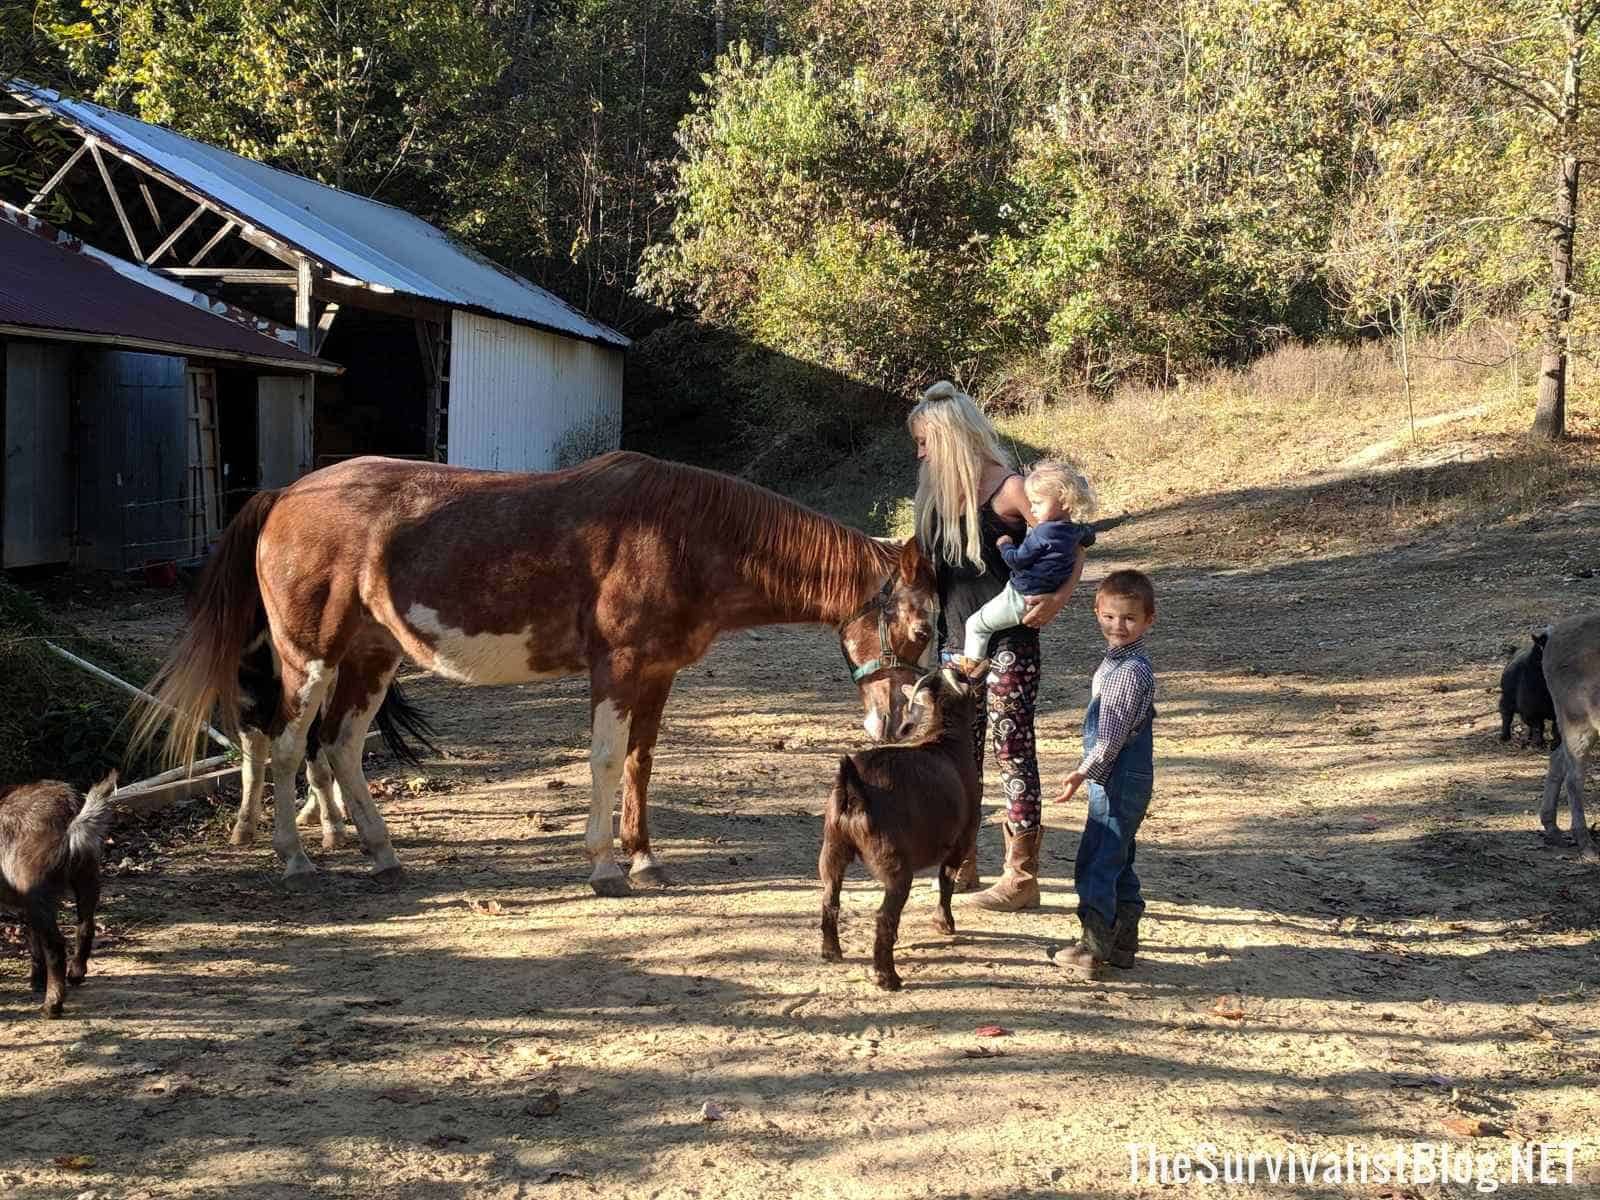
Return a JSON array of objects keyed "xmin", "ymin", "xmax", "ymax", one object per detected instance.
[{"xmin": 3, "ymin": 468, "xmax": 1600, "ymax": 1199}]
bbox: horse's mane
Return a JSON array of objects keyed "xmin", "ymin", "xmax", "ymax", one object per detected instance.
[{"xmin": 574, "ymin": 452, "xmax": 897, "ymax": 619}]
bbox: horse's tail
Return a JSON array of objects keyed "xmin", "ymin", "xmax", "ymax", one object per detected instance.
[
  {"xmin": 129, "ymin": 490, "xmax": 280, "ymax": 768},
  {"xmin": 372, "ymin": 681, "xmax": 441, "ymax": 768}
]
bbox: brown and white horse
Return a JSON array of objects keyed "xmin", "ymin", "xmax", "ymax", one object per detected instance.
[{"xmin": 134, "ymin": 452, "xmax": 937, "ymax": 895}]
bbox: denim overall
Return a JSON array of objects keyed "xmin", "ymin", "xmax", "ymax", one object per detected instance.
[{"xmin": 1073, "ymin": 674, "xmax": 1155, "ymax": 927}]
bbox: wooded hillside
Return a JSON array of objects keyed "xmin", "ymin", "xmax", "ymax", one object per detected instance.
[{"xmin": 6, "ymin": 1, "xmax": 1596, "ymax": 448}]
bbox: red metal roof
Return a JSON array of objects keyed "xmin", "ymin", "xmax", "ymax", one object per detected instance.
[{"xmin": 0, "ymin": 214, "xmax": 336, "ymax": 371}]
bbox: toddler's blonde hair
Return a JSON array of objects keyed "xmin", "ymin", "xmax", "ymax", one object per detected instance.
[{"xmin": 1023, "ymin": 460, "xmax": 1098, "ymax": 519}]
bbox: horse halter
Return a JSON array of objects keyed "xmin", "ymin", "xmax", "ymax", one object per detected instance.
[{"xmin": 838, "ymin": 578, "xmax": 912, "ymax": 684}]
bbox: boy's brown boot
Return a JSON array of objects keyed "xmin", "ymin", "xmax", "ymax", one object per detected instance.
[
  {"xmin": 967, "ymin": 824, "xmax": 1041, "ymax": 911},
  {"xmin": 1054, "ymin": 908, "xmax": 1115, "ymax": 976}
]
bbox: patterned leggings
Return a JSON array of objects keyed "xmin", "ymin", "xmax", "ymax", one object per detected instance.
[{"xmin": 970, "ymin": 637, "xmax": 1042, "ymax": 830}]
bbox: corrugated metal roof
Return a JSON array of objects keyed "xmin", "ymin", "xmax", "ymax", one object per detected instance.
[
  {"xmin": 10, "ymin": 81, "xmax": 629, "ymax": 349},
  {"xmin": 0, "ymin": 211, "xmax": 338, "ymax": 371}
]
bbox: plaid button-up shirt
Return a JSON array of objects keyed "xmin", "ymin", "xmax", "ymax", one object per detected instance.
[{"xmin": 1076, "ymin": 634, "xmax": 1155, "ymax": 783}]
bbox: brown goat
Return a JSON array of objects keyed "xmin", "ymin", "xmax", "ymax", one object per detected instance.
[
  {"xmin": 819, "ymin": 660, "xmax": 987, "ymax": 990},
  {"xmin": 0, "ymin": 772, "xmax": 116, "ymax": 1017}
]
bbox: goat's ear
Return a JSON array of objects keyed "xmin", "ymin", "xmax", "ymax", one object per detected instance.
[{"xmin": 1534, "ymin": 630, "xmax": 1549, "ymax": 647}]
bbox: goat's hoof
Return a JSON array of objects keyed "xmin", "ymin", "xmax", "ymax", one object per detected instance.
[
  {"xmin": 589, "ymin": 865, "xmax": 630, "ymax": 898},
  {"xmin": 821, "ymin": 944, "xmax": 844, "ymax": 963},
  {"xmin": 42, "ymin": 1003, "xmax": 64, "ymax": 1019},
  {"xmin": 372, "ymin": 865, "xmax": 406, "ymax": 886},
  {"xmin": 629, "ymin": 862, "xmax": 672, "ymax": 889},
  {"xmin": 933, "ymin": 915, "xmax": 955, "ymax": 936},
  {"xmin": 66, "ymin": 968, "xmax": 86, "ymax": 987},
  {"xmin": 872, "ymin": 970, "xmax": 903, "ymax": 992}
]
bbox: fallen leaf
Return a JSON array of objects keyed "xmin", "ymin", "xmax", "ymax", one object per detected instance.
[
  {"xmin": 467, "ymin": 898, "xmax": 505, "ymax": 918},
  {"xmin": 544, "ymin": 779, "xmax": 567, "ymax": 790},
  {"xmin": 1212, "ymin": 997, "xmax": 1246, "ymax": 1020},
  {"xmin": 974, "ymin": 1025, "xmax": 1012, "ymax": 1038},
  {"xmin": 423, "ymin": 1133, "xmax": 469, "ymax": 1149},
  {"xmin": 962, "ymin": 1046, "xmax": 1005, "ymax": 1059},
  {"xmin": 699, "ymin": 1100, "xmax": 725, "ymax": 1122},
  {"xmin": 524, "ymin": 1090, "xmax": 561, "ymax": 1117},
  {"xmin": 1442, "ymin": 1117, "xmax": 1503, "ymax": 1138},
  {"xmin": 52, "ymin": 1156, "xmax": 95, "ymax": 1171}
]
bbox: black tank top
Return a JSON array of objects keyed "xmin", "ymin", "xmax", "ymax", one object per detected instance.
[{"xmin": 931, "ymin": 477, "xmax": 1033, "ymax": 654}]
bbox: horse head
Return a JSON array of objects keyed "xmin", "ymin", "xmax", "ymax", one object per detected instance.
[{"xmin": 838, "ymin": 538, "xmax": 938, "ymax": 741}]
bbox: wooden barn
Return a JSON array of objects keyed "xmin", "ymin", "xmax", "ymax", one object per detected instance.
[
  {"xmin": 0, "ymin": 204, "xmax": 338, "ymax": 570},
  {"xmin": 0, "ymin": 79, "xmax": 628, "ymax": 495}
]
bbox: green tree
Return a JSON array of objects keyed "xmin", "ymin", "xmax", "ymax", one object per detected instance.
[{"xmin": 1388, "ymin": 0, "xmax": 1600, "ymax": 438}]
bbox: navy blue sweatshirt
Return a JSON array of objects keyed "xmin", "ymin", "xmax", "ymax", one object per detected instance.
[{"xmin": 998, "ymin": 520, "xmax": 1095, "ymax": 595}]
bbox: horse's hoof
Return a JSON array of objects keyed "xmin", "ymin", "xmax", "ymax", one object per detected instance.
[
  {"xmin": 283, "ymin": 867, "xmax": 319, "ymax": 891},
  {"xmin": 42, "ymin": 1003, "xmax": 64, "ymax": 1019},
  {"xmin": 589, "ymin": 865, "xmax": 630, "ymax": 898},
  {"xmin": 321, "ymin": 832, "xmax": 344, "ymax": 852},
  {"xmin": 372, "ymin": 865, "xmax": 405, "ymax": 886},
  {"xmin": 1580, "ymin": 844, "xmax": 1600, "ymax": 865},
  {"xmin": 629, "ymin": 862, "xmax": 672, "ymax": 889},
  {"xmin": 872, "ymin": 970, "xmax": 903, "ymax": 992},
  {"xmin": 229, "ymin": 827, "xmax": 255, "ymax": 847}
]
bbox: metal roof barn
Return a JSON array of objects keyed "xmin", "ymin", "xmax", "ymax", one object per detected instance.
[{"xmin": 4, "ymin": 80, "xmax": 628, "ymax": 476}]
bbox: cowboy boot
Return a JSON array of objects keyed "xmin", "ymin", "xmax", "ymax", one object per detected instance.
[
  {"xmin": 1106, "ymin": 904, "xmax": 1143, "ymax": 970},
  {"xmin": 1054, "ymin": 907, "xmax": 1115, "ymax": 976},
  {"xmin": 966, "ymin": 824, "xmax": 1041, "ymax": 911}
]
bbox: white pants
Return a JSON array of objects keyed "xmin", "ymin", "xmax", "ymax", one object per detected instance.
[{"xmin": 963, "ymin": 583, "xmax": 1029, "ymax": 658}]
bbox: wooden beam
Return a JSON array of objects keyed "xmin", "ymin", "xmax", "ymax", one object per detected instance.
[
  {"xmin": 84, "ymin": 136, "xmax": 301, "ymax": 267},
  {"xmin": 314, "ymin": 302, "xmax": 341, "ymax": 354},
  {"xmin": 146, "ymin": 201, "xmax": 206, "ymax": 264},
  {"xmin": 416, "ymin": 318, "xmax": 443, "ymax": 461},
  {"xmin": 23, "ymin": 140, "xmax": 89, "ymax": 214},
  {"xmin": 313, "ymin": 276, "xmax": 450, "ymax": 324},
  {"xmin": 0, "ymin": 112, "xmax": 43, "ymax": 121},
  {"xmin": 89, "ymin": 140, "xmax": 144, "ymax": 261},
  {"xmin": 155, "ymin": 267, "xmax": 298, "ymax": 283},
  {"xmin": 295, "ymin": 256, "xmax": 313, "ymax": 353},
  {"xmin": 188, "ymin": 218, "xmax": 236, "ymax": 266},
  {"xmin": 138, "ymin": 180, "xmax": 164, "ymax": 231}
]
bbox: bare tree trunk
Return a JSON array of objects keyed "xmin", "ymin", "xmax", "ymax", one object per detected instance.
[{"xmin": 1534, "ymin": 8, "xmax": 1585, "ymax": 440}]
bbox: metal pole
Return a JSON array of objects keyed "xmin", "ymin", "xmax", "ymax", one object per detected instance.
[{"xmin": 42, "ymin": 640, "xmax": 234, "ymax": 750}]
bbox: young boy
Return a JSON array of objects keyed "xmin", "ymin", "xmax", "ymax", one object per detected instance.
[
  {"xmin": 962, "ymin": 461, "xmax": 1097, "ymax": 660},
  {"xmin": 1054, "ymin": 569, "xmax": 1157, "ymax": 975}
]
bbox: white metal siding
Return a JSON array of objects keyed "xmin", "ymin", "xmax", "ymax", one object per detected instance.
[{"xmin": 447, "ymin": 311, "xmax": 623, "ymax": 472}]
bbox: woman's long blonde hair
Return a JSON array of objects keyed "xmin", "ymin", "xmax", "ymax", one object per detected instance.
[{"xmin": 908, "ymin": 381, "xmax": 1014, "ymax": 567}]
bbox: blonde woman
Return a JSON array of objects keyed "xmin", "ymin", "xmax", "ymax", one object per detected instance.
[{"xmin": 909, "ymin": 381, "xmax": 1089, "ymax": 910}]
